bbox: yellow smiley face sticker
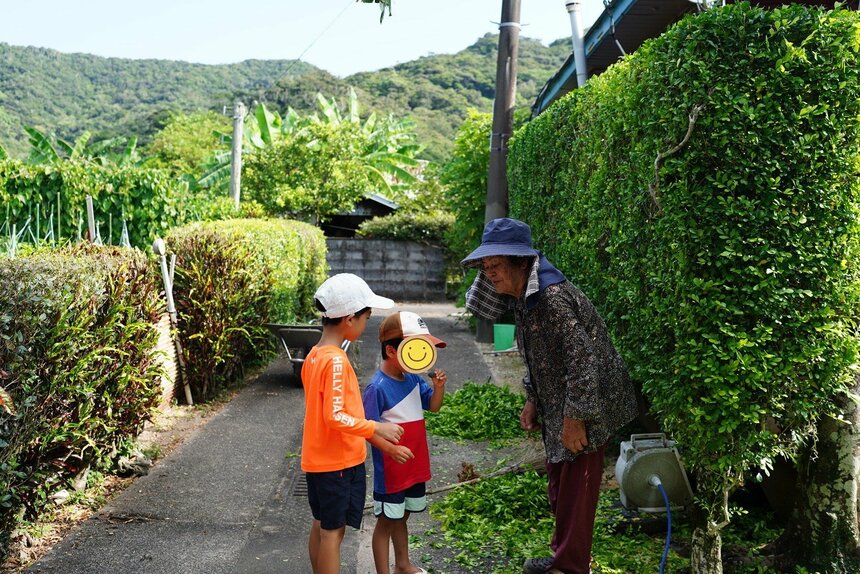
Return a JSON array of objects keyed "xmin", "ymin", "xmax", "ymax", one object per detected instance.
[{"xmin": 397, "ymin": 336, "xmax": 438, "ymax": 374}]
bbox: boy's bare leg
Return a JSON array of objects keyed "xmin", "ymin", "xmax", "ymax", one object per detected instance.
[
  {"xmin": 310, "ymin": 520, "xmax": 346, "ymax": 574},
  {"xmin": 392, "ymin": 512, "xmax": 418, "ymax": 574},
  {"xmin": 309, "ymin": 520, "xmax": 321, "ymax": 572},
  {"xmin": 372, "ymin": 515, "xmax": 394, "ymax": 574}
]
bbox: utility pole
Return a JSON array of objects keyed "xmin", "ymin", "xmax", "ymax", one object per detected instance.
[
  {"xmin": 230, "ymin": 101, "xmax": 245, "ymax": 209},
  {"xmin": 478, "ymin": 0, "xmax": 522, "ymax": 343},
  {"xmin": 485, "ymin": 0, "xmax": 521, "ymax": 223}
]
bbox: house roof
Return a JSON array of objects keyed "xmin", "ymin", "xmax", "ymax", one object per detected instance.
[{"xmin": 531, "ymin": 0, "xmax": 694, "ymax": 116}]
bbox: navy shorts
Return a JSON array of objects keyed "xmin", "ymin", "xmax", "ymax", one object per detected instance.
[
  {"xmin": 306, "ymin": 463, "xmax": 366, "ymax": 530},
  {"xmin": 372, "ymin": 482, "xmax": 427, "ymax": 520}
]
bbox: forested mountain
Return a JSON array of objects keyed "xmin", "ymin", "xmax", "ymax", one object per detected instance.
[
  {"xmin": 264, "ymin": 35, "xmax": 571, "ymax": 161},
  {"xmin": 0, "ymin": 43, "xmax": 316, "ymax": 158},
  {"xmin": 0, "ymin": 35, "xmax": 570, "ymax": 161}
]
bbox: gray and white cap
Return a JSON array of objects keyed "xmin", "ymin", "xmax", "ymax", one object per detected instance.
[{"xmin": 314, "ymin": 273, "xmax": 394, "ymax": 318}]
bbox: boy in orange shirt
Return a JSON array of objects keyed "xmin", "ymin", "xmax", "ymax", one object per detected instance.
[{"xmin": 301, "ymin": 273, "xmax": 413, "ymax": 574}]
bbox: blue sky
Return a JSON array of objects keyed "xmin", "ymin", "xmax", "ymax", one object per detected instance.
[{"xmin": 0, "ymin": 0, "xmax": 603, "ymax": 77}]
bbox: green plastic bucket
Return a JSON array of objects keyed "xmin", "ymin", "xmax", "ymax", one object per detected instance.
[{"xmin": 493, "ymin": 323, "xmax": 515, "ymax": 351}]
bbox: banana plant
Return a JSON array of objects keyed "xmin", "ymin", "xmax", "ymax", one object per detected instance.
[
  {"xmin": 23, "ymin": 126, "xmax": 141, "ymax": 166},
  {"xmin": 24, "ymin": 126, "xmax": 67, "ymax": 164},
  {"xmin": 310, "ymin": 88, "xmax": 421, "ymax": 194},
  {"xmin": 198, "ymin": 90, "xmax": 422, "ymax": 201}
]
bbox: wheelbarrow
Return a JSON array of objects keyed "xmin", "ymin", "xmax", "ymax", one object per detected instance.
[{"xmin": 265, "ymin": 323, "xmax": 351, "ymax": 385}]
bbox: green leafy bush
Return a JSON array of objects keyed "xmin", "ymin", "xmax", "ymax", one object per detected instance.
[
  {"xmin": 441, "ymin": 109, "xmax": 530, "ymax": 300},
  {"xmin": 356, "ymin": 209, "xmax": 454, "ymax": 244},
  {"xmin": 0, "ymin": 159, "xmax": 192, "ymax": 248},
  {"xmin": 426, "ymin": 382, "xmax": 526, "ymax": 441},
  {"xmin": 0, "ymin": 245, "xmax": 163, "ymax": 558},
  {"xmin": 508, "ymin": 0, "xmax": 860, "ymax": 542},
  {"xmin": 165, "ymin": 218, "xmax": 326, "ymax": 402}
]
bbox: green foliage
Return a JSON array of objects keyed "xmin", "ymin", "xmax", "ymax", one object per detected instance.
[
  {"xmin": 143, "ymin": 110, "xmax": 231, "ymax": 179},
  {"xmin": 507, "ymin": 2, "xmax": 860, "ymax": 527},
  {"xmin": 441, "ymin": 110, "xmax": 492, "ymax": 263},
  {"xmin": 429, "ymin": 470, "xmax": 555, "ymax": 572},
  {"xmin": 356, "ymin": 210, "xmax": 454, "ymax": 244},
  {"xmin": 430, "ymin": 474, "xmax": 695, "ymax": 574},
  {"xmin": 0, "ymin": 43, "xmax": 315, "ymax": 158},
  {"xmin": 0, "ymin": 245, "xmax": 163, "ymax": 556},
  {"xmin": 257, "ymin": 35, "xmax": 570, "ymax": 163},
  {"xmin": 0, "ymin": 36, "xmax": 569, "ymax": 164},
  {"xmin": 210, "ymin": 91, "xmax": 422, "ymax": 222},
  {"xmin": 426, "ymin": 382, "xmax": 526, "ymax": 442},
  {"xmin": 241, "ymin": 121, "xmax": 371, "ymax": 221},
  {"xmin": 165, "ymin": 218, "xmax": 326, "ymax": 402},
  {"xmin": 0, "ymin": 159, "xmax": 192, "ymax": 248},
  {"xmin": 22, "ymin": 126, "xmax": 141, "ymax": 167}
]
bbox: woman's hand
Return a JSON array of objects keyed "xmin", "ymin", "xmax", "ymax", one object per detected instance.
[
  {"xmin": 519, "ymin": 400, "xmax": 540, "ymax": 431},
  {"xmin": 561, "ymin": 417, "xmax": 588, "ymax": 453}
]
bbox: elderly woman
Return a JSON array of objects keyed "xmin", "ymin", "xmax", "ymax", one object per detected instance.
[{"xmin": 462, "ymin": 218, "xmax": 638, "ymax": 574}]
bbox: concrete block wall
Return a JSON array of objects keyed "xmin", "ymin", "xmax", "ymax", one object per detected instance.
[{"xmin": 325, "ymin": 239, "xmax": 446, "ymax": 301}]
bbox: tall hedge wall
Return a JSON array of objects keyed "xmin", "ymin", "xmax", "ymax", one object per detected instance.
[
  {"xmin": 0, "ymin": 245, "xmax": 164, "ymax": 556},
  {"xmin": 165, "ymin": 218, "xmax": 327, "ymax": 402},
  {"xmin": 508, "ymin": 2, "xmax": 860, "ymax": 511}
]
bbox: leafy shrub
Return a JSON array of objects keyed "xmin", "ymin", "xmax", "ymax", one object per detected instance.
[
  {"xmin": 241, "ymin": 122, "xmax": 372, "ymax": 222},
  {"xmin": 165, "ymin": 218, "xmax": 326, "ymax": 402},
  {"xmin": 508, "ymin": 1, "xmax": 860, "ymax": 540},
  {"xmin": 0, "ymin": 245, "xmax": 163, "ymax": 558},
  {"xmin": 441, "ymin": 109, "xmax": 530, "ymax": 300},
  {"xmin": 356, "ymin": 209, "xmax": 454, "ymax": 244},
  {"xmin": 0, "ymin": 159, "xmax": 191, "ymax": 248},
  {"xmin": 426, "ymin": 382, "xmax": 526, "ymax": 441}
]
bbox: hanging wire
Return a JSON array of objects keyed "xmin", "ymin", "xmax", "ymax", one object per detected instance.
[
  {"xmin": 603, "ymin": 0, "xmax": 626, "ymax": 56},
  {"xmin": 280, "ymin": 0, "xmax": 354, "ymax": 78}
]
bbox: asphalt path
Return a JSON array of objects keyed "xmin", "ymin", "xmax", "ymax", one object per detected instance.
[{"xmin": 26, "ymin": 302, "xmax": 494, "ymax": 574}]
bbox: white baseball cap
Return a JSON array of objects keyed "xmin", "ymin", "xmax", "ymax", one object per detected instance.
[
  {"xmin": 314, "ymin": 273, "xmax": 395, "ymax": 318},
  {"xmin": 379, "ymin": 311, "xmax": 447, "ymax": 348}
]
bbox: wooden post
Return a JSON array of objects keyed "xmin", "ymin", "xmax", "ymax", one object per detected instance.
[
  {"xmin": 153, "ymin": 238, "xmax": 192, "ymax": 405},
  {"xmin": 85, "ymin": 195, "xmax": 96, "ymax": 243},
  {"xmin": 230, "ymin": 101, "xmax": 245, "ymax": 209}
]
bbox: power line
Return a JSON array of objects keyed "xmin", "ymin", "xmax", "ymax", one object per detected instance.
[{"xmin": 282, "ymin": 0, "xmax": 354, "ymax": 77}]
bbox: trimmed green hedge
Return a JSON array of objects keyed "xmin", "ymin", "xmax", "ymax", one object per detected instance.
[
  {"xmin": 165, "ymin": 218, "xmax": 327, "ymax": 402},
  {"xmin": 0, "ymin": 245, "xmax": 164, "ymax": 557},
  {"xmin": 356, "ymin": 210, "xmax": 454, "ymax": 244},
  {"xmin": 508, "ymin": 1, "xmax": 860, "ymax": 518}
]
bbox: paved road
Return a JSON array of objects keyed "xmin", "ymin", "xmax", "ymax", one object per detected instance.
[{"xmin": 26, "ymin": 302, "xmax": 494, "ymax": 574}]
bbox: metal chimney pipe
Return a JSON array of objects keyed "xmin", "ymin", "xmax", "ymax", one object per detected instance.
[{"xmin": 566, "ymin": 0, "xmax": 588, "ymax": 88}]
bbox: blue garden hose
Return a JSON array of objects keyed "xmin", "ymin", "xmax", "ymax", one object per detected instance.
[{"xmin": 655, "ymin": 479, "xmax": 672, "ymax": 574}]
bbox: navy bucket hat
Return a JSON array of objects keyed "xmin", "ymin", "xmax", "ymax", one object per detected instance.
[{"xmin": 461, "ymin": 218, "xmax": 540, "ymax": 267}]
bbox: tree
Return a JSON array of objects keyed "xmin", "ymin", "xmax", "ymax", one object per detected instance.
[
  {"xmin": 199, "ymin": 89, "xmax": 422, "ymax": 219},
  {"xmin": 241, "ymin": 121, "xmax": 370, "ymax": 222},
  {"xmin": 143, "ymin": 110, "xmax": 230, "ymax": 179}
]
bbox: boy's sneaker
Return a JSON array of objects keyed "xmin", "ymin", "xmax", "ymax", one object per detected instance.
[{"xmin": 523, "ymin": 557, "xmax": 555, "ymax": 573}]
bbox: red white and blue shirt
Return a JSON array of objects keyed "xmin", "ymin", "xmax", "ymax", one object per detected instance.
[{"xmin": 363, "ymin": 370, "xmax": 433, "ymax": 495}]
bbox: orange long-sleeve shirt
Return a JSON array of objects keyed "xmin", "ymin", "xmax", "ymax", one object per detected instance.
[{"xmin": 300, "ymin": 345, "xmax": 376, "ymax": 473}]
